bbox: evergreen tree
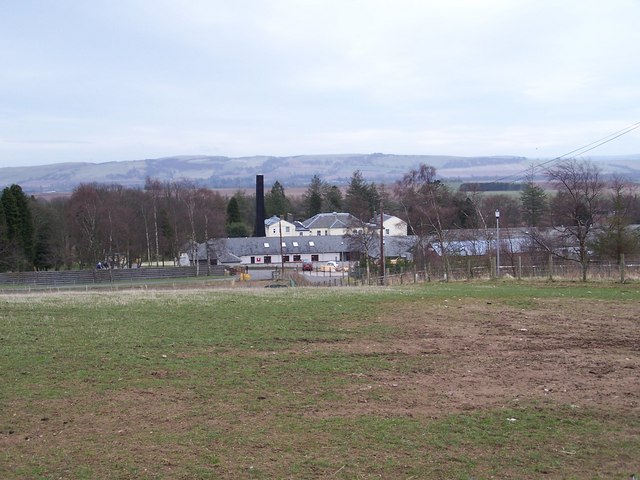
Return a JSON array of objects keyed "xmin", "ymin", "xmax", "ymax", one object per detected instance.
[
  {"xmin": 0, "ymin": 184, "xmax": 35, "ymax": 270},
  {"xmin": 0, "ymin": 201, "xmax": 7, "ymax": 271},
  {"xmin": 303, "ymin": 175, "xmax": 324, "ymax": 218},
  {"xmin": 520, "ymin": 181, "xmax": 548, "ymax": 227},
  {"xmin": 31, "ymin": 198, "xmax": 55, "ymax": 270},
  {"xmin": 265, "ymin": 180, "xmax": 291, "ymax": 217},
  {"xmin": 225, "ymin": 195, "xmax": 250, "ymax": 237},
  {"xmin": 454, "ymin": 196, "xmax": 478, "ymax": 229},
  {"xmin": 324, "ymin": 185, "xmax": 343, "ymax": 212},
  {"xmin": 226, "ymin": 222, "xmax": 250, "ymax": 238},
  {"xmin": 158, "ymin": 208, "xmax": 175, "ymax": 259},
  {"xmin": 345, "ymin": 170, "xmax": 379, "ymax": 220},
  {"xmin": 226, "ymin": 196, "xmax": 242, "ymax": 224}
]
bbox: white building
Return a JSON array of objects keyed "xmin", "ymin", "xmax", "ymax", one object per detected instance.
[
  {"xmin": 372, "ymin": 214, "xmax": 408, "ymax": 236},
  {"xmin": 264, "ymin": 215, "xmax": 303, "ymax": 237},
  {"xmin": 302, "ymin": 212, "xmax": 370, "ymax": 237}
]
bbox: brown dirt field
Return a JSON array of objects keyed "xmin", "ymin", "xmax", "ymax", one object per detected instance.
[
  {"xmin": 332, "ymin": 298, "xmax": 638, "ymax": 416},
  {"xmin": 1, "ymin": 292, "xmax": 639, "ymax": 478}
]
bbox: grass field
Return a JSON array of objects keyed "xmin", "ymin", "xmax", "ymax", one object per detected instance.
[{"xmin": 1, "ymin": 282, "xmax": 639, "ymax": 479}]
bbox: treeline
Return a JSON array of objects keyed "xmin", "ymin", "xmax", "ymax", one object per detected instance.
[
  {"xmin": 1, "ymin": 161, "xmax": 639, "ymax": 273},
  {"xmin": 459, "ymin": 182, "xmax": 524, "ymax": 192}
]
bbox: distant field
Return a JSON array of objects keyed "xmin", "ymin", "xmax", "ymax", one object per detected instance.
[{"xmin": 1, "ymin": 282, "xmax": 639, "ymax": 479}]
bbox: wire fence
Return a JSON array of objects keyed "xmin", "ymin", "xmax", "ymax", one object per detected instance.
[
  {"xmin": 0, "ymin": 265, "xmax": 227, "ymax": 290},
  {"xmin": 306, "ymin": 258, "xmax": 640, "ymax": 287},
  {"xmin": 1, "ymin": 258, "xmax": 638, "ymax": 292}
]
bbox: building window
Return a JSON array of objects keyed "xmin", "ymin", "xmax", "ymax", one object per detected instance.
[
  {"xmin": 324, "ymin": 230, "xmax": 328, "ymax": 235},
  {"xmin": 385, "ymin": 228, "xmax": 390, "ymax": 234},
  {"xmin": 264, "ymin": 242, "xmax": 270, "ymax": 248},
  {"xmin": 283, "ymin": 255, "xmax": 290, "ymax": 262},
  {"xmin": 311, "ymin": 254, "xmax": 319, "ymax": 262},
  {"xmin": 281, "ymin": 242, "xmax": 286, "ymax": 247},
  {"xmin": 264, "ymin": 256, "xmax": 272, "ymax": 264},
  {"xmin": 293, "ymin": 254, "xmax": 301, "ymax": 261},
  {"xmin": 292, "ymin": 242, "xmax": 299, "ymax": 247},
  {"xmin": 285, "ymin": 226, "xmax": 290, "ymax": 233},
  {"xmin": 309, "ymin": 241, "xmax": 315, "ymax": 247},
  {"xmin": 316, "ymin": 230, "xmax": 321, "ymax": 236}
]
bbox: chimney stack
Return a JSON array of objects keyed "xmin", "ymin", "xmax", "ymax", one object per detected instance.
[{"xmin": 254, "ymin": 174, "xmax": 266, "ymax": 237}]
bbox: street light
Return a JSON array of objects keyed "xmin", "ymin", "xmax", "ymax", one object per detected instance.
[{"xmin": 495, "ymin": 209, "xmax": 500, "ymax": 278}]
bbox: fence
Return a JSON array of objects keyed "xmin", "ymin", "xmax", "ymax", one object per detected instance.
[
  {"xmin": 2, "ymin": 259, "xmax": 637, "ymax": 291},
  {"xmin": 302, "ymin": 257, "xmax": 640, "ymax": 287},
  {"xmin": 0, "ymin": 265, "xmax": 227, "ymax": 288},
  {"xmin": 383, "ymin": 257, "xmax": 639, "ymax": 285}
]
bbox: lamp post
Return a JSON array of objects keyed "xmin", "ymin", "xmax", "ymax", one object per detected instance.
[{"xmin": 495, "ymin": 209, "xmax": 500, "ymax": 278}]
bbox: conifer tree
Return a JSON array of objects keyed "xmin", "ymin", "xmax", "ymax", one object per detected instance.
[
  {"xmin": 0, "ymin": 184, "xmax": 35, "ymax": 270},
  {"xmin": 303, "ymin": 175, "xmax": 324, "ymax": 218},
  {"xmin": 264, "ymin": 180, "xmax": 291, "ymax": 217}
]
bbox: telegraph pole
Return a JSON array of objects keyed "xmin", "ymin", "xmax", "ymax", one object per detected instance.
[
  {"xmin": 495, "ymin": 209, "xmax": 500, "ymax": 278},
  {"xmin": 279, "ymin": 215, "xmax": 285, "ymax": 277},
  {"xmin": 380, "ymin": 202, "xmax": 385, "ymax": 284}
]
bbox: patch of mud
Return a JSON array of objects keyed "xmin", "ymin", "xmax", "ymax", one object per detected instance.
[{"xmin": 305, "ymin": 297, "xmax": 639, "ymax": 418}]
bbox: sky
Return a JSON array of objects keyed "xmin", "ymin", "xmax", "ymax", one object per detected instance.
[{"xmin": 1, "ymin": 0, "xmax": 639, "ymax": 167}]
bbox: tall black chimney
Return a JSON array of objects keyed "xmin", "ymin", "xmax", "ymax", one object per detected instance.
[{"xmin": 254, "ymin": 174, "xmax": 266, "ymax": 237}]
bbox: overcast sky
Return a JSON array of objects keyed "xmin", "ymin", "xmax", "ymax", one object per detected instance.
[{"xmin": 2, "ymin": 0, "xmax": 639, "ymax": 167}]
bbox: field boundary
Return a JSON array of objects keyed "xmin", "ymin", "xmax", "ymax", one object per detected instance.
[{"xmin": 0, "ymin": 265, "xmax": 226, "ymax": 287}]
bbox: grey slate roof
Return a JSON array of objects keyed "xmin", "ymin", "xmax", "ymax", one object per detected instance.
[
  {"xmin": 264, "ymin": 215, "xmax": 281, "ymax": 227},
  {"xmin": 224, "ymin": 236, "xmax": 349, "ymax": 256},
  {"xmin": 302, "ymin": 212, "xmax": 362, "ymax": 229},
  {"xmin": 218, "ymin": 235, "xmax": 419, "ymax": 262}
]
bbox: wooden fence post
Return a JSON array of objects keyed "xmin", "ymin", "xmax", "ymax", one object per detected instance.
[
  {"xmin": 548, "ymin": 254, "xmax": 553, "ymax": 281},
  {"xmin": 620, "ymin": 253, "xmax": 626, "ymax": 283}
]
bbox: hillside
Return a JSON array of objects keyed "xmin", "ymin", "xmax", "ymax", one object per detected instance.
[{"xmin": 1, "ymin": 153, "xmax": 639, "ymax": 192}]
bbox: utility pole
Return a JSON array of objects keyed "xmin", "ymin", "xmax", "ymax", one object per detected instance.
[
  {"xmin": 279, "ymin": 215, "xmax": 285, "ymax": 277},
  {"xmin": 495, "ymin": 209, "xmax": 500, "ymax": 278},
  {"xmin": 380, "ymin": 202, "xmax": 385, "ymax": 284}
]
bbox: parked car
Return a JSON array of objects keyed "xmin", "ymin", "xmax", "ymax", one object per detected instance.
[
  {"xmin": 302, "ymin": 262, "xmax": 313, "ymax": 272},
  {"xmin": 320, "ymin": 261, "xmax": 341, "ymax": 272}
]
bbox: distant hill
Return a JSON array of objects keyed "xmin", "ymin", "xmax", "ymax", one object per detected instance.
[{"xmin": 1, "ymin": 153, "xmax": 639, "ymax": 193}]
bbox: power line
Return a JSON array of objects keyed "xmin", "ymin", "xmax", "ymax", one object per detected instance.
[{"xmin": 495, "ymin": 121, "xmax": 640, "ymax": 183}]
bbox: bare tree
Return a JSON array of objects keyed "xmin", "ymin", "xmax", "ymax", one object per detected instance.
[
  {"xmin": 394, "ymin": 164, "xmax": 456, "ymax": 280},
  {"xmin": 343, "ymin": 217, "xmax": 378, "ymax": 283},
  {"xmin": 591, "ymin": 176, "xmax": 640, "ymax": 262},
  {"xmin": 181, "ymin": 183, "xmax": 227, "ymax": 274},
  {"xmin": 544, "ymin": 159, "xmax": 604, "ymax": 281},
  {"xmin": 145, "ymin": 178, "xmax": 163, "ymax": 266},
  {"xmin": 66, "ymin": 184, "xmax": 103, "ymax": 268}
]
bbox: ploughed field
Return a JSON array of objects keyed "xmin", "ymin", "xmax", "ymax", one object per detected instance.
[{"xmin": 1, "ymin": 282, "xmax": 638, "ymax": 479}]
